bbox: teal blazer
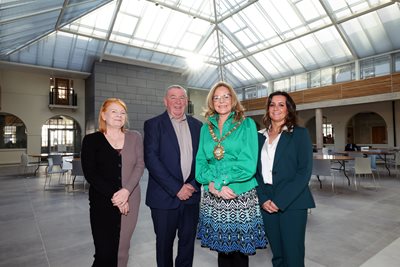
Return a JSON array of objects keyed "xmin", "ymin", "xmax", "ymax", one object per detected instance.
[{"xmin": 255, "ymin": 127, "xmax": 316, "ymax": 211}]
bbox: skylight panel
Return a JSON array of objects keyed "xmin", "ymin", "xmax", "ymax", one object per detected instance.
[
  {"xmin": 197, "ymin": 32, "xmax": 219, "ymax": 64},
  {"xmin": 113, "ymin": 13, "xmax": 139, "ymax": 36},
  {"xmin": 235, "ymin": 58, "xmax": 264, "ymax": 80},
  {"xmin": 231, "ymin": 3, "xmax": 279, "ymax": 42},
  {"xmin": 64, "ymin": 1, "xmax": 115, "ymax": 39},
  {"xmin": 265, "ymin": 0, "xmax": 302, "ymax": 32},
  {"xmin": 179, "ymin": 32, "xmax": 202, "ymax": 50},
  {"xmin": 274, "ymin": 45, "xmax": 304, "ymax": 72},
  {"xmin": 341, "ymin": 19, "xmax": 374, "ymax": 57},
  {"xmin": 295, "ymin": 0, "xmax": 325, "ymax": 21},
  {"xmin": 226, "ymin": 61, "xmax": 253, "ymax": 82},
  {"xmin": 288, "ymin": 38, "xmax": 316, "ymax": 67},
  {"xmin": 253, "ymin": 50, "xmax": 289, "ymax": 77},
  {"xmin": 234, "ymin": 28, "xmax": 257, "ymax": 48},
  {"xmin": 313, "ymin": 27, "xmax": 351, "ymax": 61}
]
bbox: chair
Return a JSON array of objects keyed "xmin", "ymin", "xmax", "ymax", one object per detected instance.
[
  {"xmin": 48, "ymin": 154, "xmax": 63, "ymax": 167},
  {"xmin": 44, "ymin": 157, "xmax": 68, "ymax": 190},
  {"xmin": 368, "ymin": 154, "xmax": 381, "ymax": 181},
  {"xmin": 70, "ymin": 159, "xmax": 86, "ymax": 191},
  {"xmin": 353, "ymin": 157, "xmax": 377, "ymax": 190},
  {"xmin": 346, "ymin": 152, "xmax": 364, "ymax": 174},
  {"xmin": 312, "ymin": 158, "xmax": 336, "ymax": 192},
  {"xmin": 20, "ymin": 153, "xmax": 38, "ymax": 176},
  {"xmin": 62, "ymin": 156, "xmax": 73, "ymax": 184}
]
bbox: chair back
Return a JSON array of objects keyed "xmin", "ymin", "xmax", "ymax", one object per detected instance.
[
  {"xmin": 354, "ymin": 157, "xmax": 372, "ymax": 175},
  {"xmin": 62, "ymin": 156, "xmax": 73, "ymax": 171},
  {"xmin": 312, "ymin": 159, "xmax": 332, "ymax": 176},
  {"xmin": 48, "ymin": 155, "xmax": 63, "ymax": 169},
  {"xmin": 47, "ymin": 158, "xmax": 55, "ymax": 172},
  {"xmin": 71, "ymin": 160, "xmax": 84, "ymax": 176}
]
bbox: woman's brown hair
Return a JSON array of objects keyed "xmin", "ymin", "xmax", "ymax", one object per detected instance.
[{"xmin": 262, "ymin": 91, "xmax": 297, "ymax": 132}]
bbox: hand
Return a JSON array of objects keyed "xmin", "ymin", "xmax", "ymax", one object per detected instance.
[
  {"xmin": 176, "ymin": 184, "xmax": 194, "ymax": 200},
  {"xmin": 262, "ymin": 200, "xmax": 279, "ymax": 213},
  {"xmin": 118, "ymin": 202, "xmax": 129, "ymax": 216},
  {"xmin": 111, "ymin": 188, "xmax": 130, "ymax": 207},
  {"xmin": 219, "ymin": 186, "xmax": 237, "ymax": 200},
  {"xmin": 208, "ymin": 182, "xmax": 220, "ymax": 198}
]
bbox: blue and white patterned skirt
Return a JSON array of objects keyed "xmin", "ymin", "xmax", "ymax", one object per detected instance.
[{"xmin": 197, "ymin": 188, "xmax": 267, "ymax": 255}]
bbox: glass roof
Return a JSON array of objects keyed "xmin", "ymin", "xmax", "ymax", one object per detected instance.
[{"xmin": 1, "ymin": 0, "xmax": 399, "ymax": 89}]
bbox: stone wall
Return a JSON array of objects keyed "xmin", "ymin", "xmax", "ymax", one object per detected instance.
[{"xmin": 86, "ymin": 60, "xmax": 187, "ymax": 134}]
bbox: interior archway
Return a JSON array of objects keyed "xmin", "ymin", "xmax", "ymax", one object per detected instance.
[
  {"xmin": 346, "ymin": 112, "xmax": 387, "ymax": 146},
  {"xmin": 41, "ymin": 115, "xmax": 82, "ymax": 155}
]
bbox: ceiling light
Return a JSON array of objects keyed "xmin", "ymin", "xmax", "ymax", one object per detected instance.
[{"xmin": 186, "ymin": 53, "xmax": 204, "ymax": 70}]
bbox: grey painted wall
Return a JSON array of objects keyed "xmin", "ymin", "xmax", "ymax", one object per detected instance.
[{"xmin": 86, "ymin": 60, "xmax": 188, "ymax": 134}]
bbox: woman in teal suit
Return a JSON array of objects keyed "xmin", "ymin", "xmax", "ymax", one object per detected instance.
[{"xmin": 255, "ymin": 91, "xmax": 315, "ymax": 267}]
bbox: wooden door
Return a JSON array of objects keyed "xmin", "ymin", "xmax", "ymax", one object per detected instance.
[
  {"xmin": 54, "ymin": 78, "xmax": 70, "ymax": 105},
  {"xmin": 371, "ymin": 126, "xmax": 387, "ymax": 144}
]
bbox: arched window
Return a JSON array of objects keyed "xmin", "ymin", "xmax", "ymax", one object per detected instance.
[
  {"xmin": 41, "ymin": 116, "xmax": 81, "ymax": 154},
  {"xmin": 0, "ymin": 113, "xmax": 27, "ymax": 149}
]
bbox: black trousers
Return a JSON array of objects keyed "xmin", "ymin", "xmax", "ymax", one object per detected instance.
[
  {"xmin": 218, "ymin": 252, "xmax": 249, "ymax": 267},
  {"xmin": 90, "ymin": 200, "xmax": 121, "ymax": 267}
]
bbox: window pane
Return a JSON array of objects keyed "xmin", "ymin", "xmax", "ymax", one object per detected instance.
[
  {"xmin": 274, "ymin": 79, "xmax": 290, "ymax": 92},
  {"xmin": 396, "ymin": 53, "xmax": 400, "ymax": 72},
  {"xmin": 245, "ymin": 87, "xmax": 257, "ymax": 99},
  {"xmin": 294, "ymin": 73, "xmax": 308, "ymax": 90},
  {"xmin": 310, "ymin": 70, "xmax": 321, "ymax": 88},
  {"xmin": 395, "ymin": 53, "xmax": 400, "ymax": 72},
  {"xmin": 0, "ymin": 113, "xmax": 27, "ymax": 149},
  {"xmin": 321, "ymin": 68, "xmax": 333, "ymax": 86},
  {"xmin": 361, "ymin": 58, "xmax": 374, "ymax": 79},
  {"xmin": 257, "ymin": 86, "xmax": 267, "ymax": 97},
  {"xmin": 374, "ymin": 56, "xmax": 390, "ymax": 76},
  {"xmin": 335, "ymin": 63, "xmax": 354, "ymax": 83}
]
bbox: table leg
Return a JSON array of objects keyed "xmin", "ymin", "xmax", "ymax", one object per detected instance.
[
  {"xmin": 316, "ymin": 175, "xmax": 322, "ymax": 189},
  {"xmin": 339, "ymin": 160, "xmax": 351, "ymax": 186},
  {"xmin": 33, "ymin": 157, "xmax": 41, "ymax": 176},
  {"xmin": 382, "ymin": 154, "xmax": 390, "ymax": 176}
]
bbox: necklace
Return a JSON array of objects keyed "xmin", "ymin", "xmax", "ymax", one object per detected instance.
[
  {"xmin": 208, "ymin": 118, "xmax": 243, "ymax": 160},
  {"xmin": 105, "ymin": 132, "xmax": 124, "ymax": 149}
]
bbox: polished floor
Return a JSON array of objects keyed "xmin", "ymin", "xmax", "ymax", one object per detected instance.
[{"xmin": 0, "ymin": 164, "xmax": 400, "ymax": 267}]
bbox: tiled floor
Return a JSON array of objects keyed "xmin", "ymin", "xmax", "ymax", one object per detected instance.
[{"xmin": 0, "ymin": 165, "xmax": 400, "ymax": 267}]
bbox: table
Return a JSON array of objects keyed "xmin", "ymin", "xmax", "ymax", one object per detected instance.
[
  {"xmin": 337, "ymin": 150, "xmax": 395, "ymax": 175},
  {"xmin": 28, "ymin": 153, "xmax": 76, "ymax": 176},
  {"xmin": 313, "ymin": 154, "xmax": 354, "ymax": 186}
]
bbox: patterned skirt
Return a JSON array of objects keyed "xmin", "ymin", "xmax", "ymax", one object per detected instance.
[{"xmin": 197, "ymin": 188, "xmax": 267, "ymax": 255}]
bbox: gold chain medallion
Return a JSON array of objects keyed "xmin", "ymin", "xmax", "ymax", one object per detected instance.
[
  {"xmin": 213, "ymin": 143, "xmax": 225, "ymax": 160},
  {"xmin": 208, "ymin": 118, "xmax": 243, "ymax": 160}
]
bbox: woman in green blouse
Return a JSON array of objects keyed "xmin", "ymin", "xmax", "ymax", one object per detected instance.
[{"xmin": 195, "ymin": 81, "xmax": 267, "ymax": 267}]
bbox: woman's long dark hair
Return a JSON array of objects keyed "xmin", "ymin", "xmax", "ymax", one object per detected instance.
[{"xmin": 262, "ymin": 91, "xmax": 297, "ymax": 132}]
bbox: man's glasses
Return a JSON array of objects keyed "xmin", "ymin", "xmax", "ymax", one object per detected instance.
[{"xmin": 212, "ymin": 94, "xmax": 231, "ymax": 102}]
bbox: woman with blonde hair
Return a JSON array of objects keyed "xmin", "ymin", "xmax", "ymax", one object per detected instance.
[
  {"xmin": 81, "ymin": 98, "xmax": 144, "ymax": 267},
  {"xmin": 196, "ymin": 81, "xmax": 267, "ymax": 267}
]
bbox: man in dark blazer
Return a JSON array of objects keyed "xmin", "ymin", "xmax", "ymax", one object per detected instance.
[{"xmin": 144, "ymin": 85, "xmax": 202, "ymax": 267}]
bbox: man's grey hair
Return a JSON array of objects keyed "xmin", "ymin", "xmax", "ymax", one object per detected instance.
[{"xmin": 165, "ymin": 85, "xmax": 187, "ymax": 97}]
